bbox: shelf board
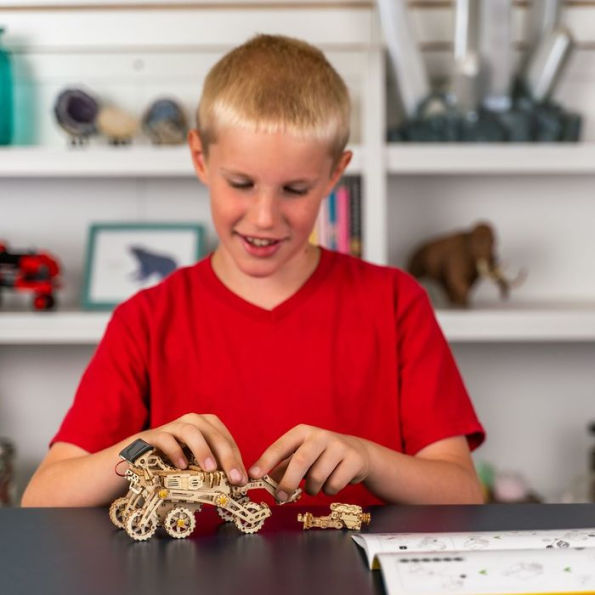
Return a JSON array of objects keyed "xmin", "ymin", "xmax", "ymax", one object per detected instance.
[
  {"xmin": 2, "ymin": 303, "xmax": 595, "ymax": 344},
  {"xmin": 0, "ymin": 145, "xmax": 363, "ymax": 178},
  {"xmin": 436, "ymin": 302, "xmax": 595, "ymax": 342},
  {"xmin": 5, "ymin": 144, "xmax": 594, "ymax": 177},
  {"xmin": 387, "ymin": 144, "xmax": 595, "ymax": 175},
  {"xmin": 0, "ymin": 311, "xmax": 111, "ymax": 344}
]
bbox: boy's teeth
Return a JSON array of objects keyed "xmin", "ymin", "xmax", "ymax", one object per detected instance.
[{"xmin": 245, "ymin": 236, "xmax": 276, "ymax": 247}]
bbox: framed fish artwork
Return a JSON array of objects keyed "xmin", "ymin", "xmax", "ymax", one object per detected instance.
[{"xmin": 82, "ymin": 222, "xmax": 205, "ymax": 310}]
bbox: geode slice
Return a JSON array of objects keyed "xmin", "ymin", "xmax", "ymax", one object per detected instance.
[
  {"xmin": 54, "ymin": 88, "xmax": 99, "ymax": 144},
  {"xmin": 142, "ymin": 98, "xmax": 188, "ymax": 145},
  {"xmin": 96, "ymin": 106, "xmax": 138, "ymax": 145}
]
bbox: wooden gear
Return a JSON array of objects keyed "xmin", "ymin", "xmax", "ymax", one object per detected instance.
[
  {"xmin": 110, "ymin": 438, "xmax": 301, "ymax": 541},
  {"xmin": 297, "ymin": 503, "xmax": 371, "ymax": 531}
]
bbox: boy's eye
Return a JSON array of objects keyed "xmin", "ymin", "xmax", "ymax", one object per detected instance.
[
  {"xmin": 284, "ymin": 187, "xmax": 308, "ymax": 196},
  {"xmin": 228, "ymin": 180, "xmax": 308, "ymax": 196},
  {"xmin": 229, "ymin": 181, "xmax": 253, "ymax": 190}
]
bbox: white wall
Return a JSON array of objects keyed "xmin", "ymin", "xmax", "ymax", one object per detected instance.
[
  {"xmin": 1, "ymin": 2, "xmax": 595, "ymax": 503},
  {"xmin": 0, "ymin": 3, "xmax": 373, "ymax": 502},
  {"xmin": 383, "ymin": 3, "xmax": 595, "ymax": 501},
  {"xmin": 457, "ymin": 343, "xmax": 595, "ymax": 503}
]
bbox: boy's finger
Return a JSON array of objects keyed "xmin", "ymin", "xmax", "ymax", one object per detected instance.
[
  {"xmin": 249, "ymin": 426, "xmax": 309, "ymax": 478},
  {"xmin": 201, "ymin": 415, "xmax": 247, "ymax": 480},
  {"xmin": 147, "ymin": 431, "xmax": 188, "ymax": 469},
  {"xmin": 203, "ymin": 415, "xmax": 241, "ymax": 448},
  {"xmin": 322, "ymin": 457, "xmax": 360, "ymax": 496},
  {"xmin": 275, "ymin": 442, "xmax": 324, "ymax": 500},
  {"xmin": 200, "ymin": 426, "xmax": 247, "ymax": 485},
  {"xmin": 267, "ymin": 457, "xmax": 291, "ymax": 483},
  {"xmin": 304, "ymin": 448, "xmax": 341, "ymax": 496},
  {"xmin": 175, "ymin": 423, "xmax": 217, "ymax": 471}
]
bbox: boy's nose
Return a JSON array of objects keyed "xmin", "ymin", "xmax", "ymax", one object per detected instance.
[{"xmin": 251, "ymin": 192, "xmax": 280, "ymax": 229}]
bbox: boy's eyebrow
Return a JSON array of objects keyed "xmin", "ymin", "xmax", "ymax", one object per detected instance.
[{"xmin": 220, "ymin": 168, "xmax": 318, "ymax": 185}]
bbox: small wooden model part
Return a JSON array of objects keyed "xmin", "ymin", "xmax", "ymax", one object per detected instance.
[
  {"xmin": 110, "ymin": 438, "xmax": 301, "ymax": 541},
  {"xmin": 297, "ymin": 503, "xmax": 371, "ymax": 531}
]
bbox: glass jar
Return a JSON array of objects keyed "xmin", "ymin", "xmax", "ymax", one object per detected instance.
[{"xmin": 0, "ymin": 26, "xmax": 13, "ymax": 145}]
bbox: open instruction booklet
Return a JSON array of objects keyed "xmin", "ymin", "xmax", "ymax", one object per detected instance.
[{"xmin": 352, "ymin": 528, "xmax": 595, "ymax": 595}]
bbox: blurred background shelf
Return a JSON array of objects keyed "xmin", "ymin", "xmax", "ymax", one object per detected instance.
[
  {"xmin": 3, "ymin": 144, "xmax": 595, "ymax": 177},
  {"xmin": 387, "ymin": 143, "xmax": 595, "ymax": 175},
  {"xmin": 0, "ymin": 145, "xmax": 363, "ymax": 178},
  {"xmin": 3, "ymin": 303, "xmax": 595, "ymax": 344},
  {"xmin": 436, "ymin": 303, "xmax": 595, "ymax": 342},
  {"xmin": 0, "ymin": 143, "xmax": 595, "ymax": 178},
  {"xmin": 2, "ymin": 0, "xmax": 595, "ymax": 505},
  {"xmin": 0, "ymin": 311, "xmax": 110, "ymax": 344}
]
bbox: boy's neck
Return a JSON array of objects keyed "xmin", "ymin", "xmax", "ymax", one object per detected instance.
[{"xmin": 210, "ymin": 245, "xmax": 321, "ymax": 311}]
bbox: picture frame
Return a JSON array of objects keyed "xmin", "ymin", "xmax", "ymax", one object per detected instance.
[{"xmin": 82, "ymin": 222, "xmax": 205, "ymax": 310}]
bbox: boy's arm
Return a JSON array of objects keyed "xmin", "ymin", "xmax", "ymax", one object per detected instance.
[
  {"xmin": 249, "ymin": 426, "xmax": 484, "ymax": 505},
  {"xmin": 361, "ymin": 435, "xmax": 484, "ymax": 504},
  {"xmin": 22, "ymin": 413, "xmax": 249, "ymax": 507},
  {"xmin": 21, "ymin": 440, "xmax": 136, "ymax": 507}
]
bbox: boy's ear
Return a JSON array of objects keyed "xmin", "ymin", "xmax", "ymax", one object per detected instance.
[
  {"xmin": 188, "ymin": 128, "xmax": 209, "ymax": 185},
  {"xmin": 325, "ymin": 150, "xmax": 353, "ymax": 193}
]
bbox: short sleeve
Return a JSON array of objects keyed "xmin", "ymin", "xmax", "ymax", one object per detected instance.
[
  {"xmin": 51, "ymin": 300, "xmax": 150, "ymax": 453},
  {"xmin": 395, "ymin": 273, "xmax": 485, "ymax": 455}
]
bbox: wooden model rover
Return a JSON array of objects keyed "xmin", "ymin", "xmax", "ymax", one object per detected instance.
[
  {"xmin": 297, "ymin": 503, "xmax": 371, "ymax": 531},
  {"xmin": 110, "ymin": 439, "xmax": 301, "ymax": 541}
]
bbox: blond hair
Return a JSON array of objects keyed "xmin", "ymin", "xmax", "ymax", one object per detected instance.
[{"xmin": 197, "ymin": 34, "xmax": 351, "ymax": 165}]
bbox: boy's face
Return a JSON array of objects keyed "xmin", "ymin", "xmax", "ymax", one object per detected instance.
[{"xmin": 189, "ymin": 126, "xmax": 351, "ymax": 282}]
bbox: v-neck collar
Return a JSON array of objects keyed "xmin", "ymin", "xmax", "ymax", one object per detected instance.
[{"xmin": 201, "ymin": 247, "xmax": 333, "ymax": 322}]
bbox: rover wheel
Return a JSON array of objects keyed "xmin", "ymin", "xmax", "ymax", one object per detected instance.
[
  {"xmin": 109, "ymin": 497, "xmax": 129, "ymax": 529},
  {"xmin": 164, "ymin": 507, "xmax": 196, "ymax": 539},
  {"xmin": 125, "ymin": 509, "xmax": 158, "ymax": 541},
  {"xmin": 233, "ymin": 501, "xmax": 267, "ymax": 534},
  {"xmin": 217, "ymin": 496, "xmax": 248, "ymax": 522}
]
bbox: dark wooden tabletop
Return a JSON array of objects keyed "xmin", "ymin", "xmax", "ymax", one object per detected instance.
[{"xmin": 1, "ymin": 503, "xmax": 594, "ymax": 595}]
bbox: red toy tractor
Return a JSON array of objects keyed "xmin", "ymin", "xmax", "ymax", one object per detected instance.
[{"xmin": 0, "ymin": 241, "xmax": 61, "ymax": 310}]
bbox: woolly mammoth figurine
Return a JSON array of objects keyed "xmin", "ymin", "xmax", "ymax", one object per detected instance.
[{"xmin": 407, "ymin": 222, "xmax": 525, "ymax": 307}]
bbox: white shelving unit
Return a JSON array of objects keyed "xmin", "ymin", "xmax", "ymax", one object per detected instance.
[
  {"xmin": 2, "ymin": 0, "xmax": 595, "ymax": 503},
  {"xmin": 387, "ymin": 144, "xmax": 595, "ymax": 175},
  {"xmin": 0, "ymin": 145, "xmax": 363, "ymax": 178},
  {"xmin": 3, "ymin": 303, "xmax": 595, "ymax": 345},
  {"xmin": 2, "ymin": 140, "xmax": 595, "ymax": 345},
  {"xmin": 0, "ymin": 311, "xmax": 110, "ymax": 344},
  {"xmin": 437, "ymin": 303, "xmax": 595, "ymax": 343}
]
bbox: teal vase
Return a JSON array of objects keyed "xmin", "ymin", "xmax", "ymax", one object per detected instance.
[{"xmin": 0, "ymin": 27, "xmax": 13, "ymax": 145}]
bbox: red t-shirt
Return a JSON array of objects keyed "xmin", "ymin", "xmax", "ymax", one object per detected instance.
[{"xmin": 53, "ymin": 248, "xmax": 484, "ymax": 506}]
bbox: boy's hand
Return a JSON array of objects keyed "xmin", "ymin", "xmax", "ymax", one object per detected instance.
[
  {"xmin": 138, "ymin": 413, "xmax": 247, "ymax": 485},
  {"xmin": 248, "ymin": 424, "xmax": 371, "ymax": 501}
]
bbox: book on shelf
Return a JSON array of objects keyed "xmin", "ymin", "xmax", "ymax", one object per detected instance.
[
  {"xmin": 352, "ymin": 528, "xmax": 595, "ymax": 595},
  {"xmin": 311, "ymin": 176, "xmax": 362, "ymax": 257}
]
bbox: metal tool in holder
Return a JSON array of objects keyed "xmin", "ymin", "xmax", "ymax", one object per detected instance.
[{"xmin": 382, "ymin": 0, "xmax": 581, "ymax": 142}]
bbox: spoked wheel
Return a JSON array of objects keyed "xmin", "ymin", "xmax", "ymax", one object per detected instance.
[
  {"xmin": 233, "ymin": 501, "xmax": 268, "ymax": 534},
  {"xmin": 109, "ymin": 497, "xmax": 129, "ymax": 529},
  {"xmin": 164, "ymin": 507, "xmax": 196, "ymax": 539},
  {"xmin": 217, "ymin": 496, "xmax": 249, "ymax": 522},
  {"xmin": 125, "ymin": 509, "xmax": 158, "ymax": 541}
]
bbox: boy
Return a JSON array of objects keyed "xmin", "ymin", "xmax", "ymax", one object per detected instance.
[{"xmin": 22, "ymin": 34, "xmax": 484, "ymax": 508}]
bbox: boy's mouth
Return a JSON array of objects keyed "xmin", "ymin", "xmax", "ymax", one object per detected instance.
[
  {"xmin": 240, "ymin": 234, "xmax": 281, "ymax": 247},
  {"xmin": 237, "ymin": 233, "xmax": 285, "ymax": 257}
]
